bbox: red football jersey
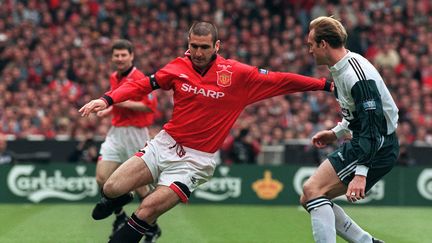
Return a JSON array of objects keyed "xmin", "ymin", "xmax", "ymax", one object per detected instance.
[
  {"xmin": 105, "ymin": 55, "xmax": 326, "ymax": 153},
  {"xmin": 109, "ymin": 67, "xmax": 157, "ymax": 127}
]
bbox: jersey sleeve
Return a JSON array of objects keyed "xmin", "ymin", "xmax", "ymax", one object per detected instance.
[
  {"xmin": 243, "ymin": 65, "xmax": 328, "ymax": 104},
  {"xmin": 153, "ymin": 59, "xmax": 181, "ymax": 90},
  {"xmin": 104, "ymin": 76, "xmax": 153, "ymax": 105},
  {"xmin": 350, "ymin": 79, "xmax": 387, "ymax": 168}
]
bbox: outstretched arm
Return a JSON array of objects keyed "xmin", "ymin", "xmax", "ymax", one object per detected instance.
[
  {"xmin": 115, "ymin": 100, "xmax": 153, "ymax": 112},
  {"xmin": 244, "ymin": 66, "xmax": 333, "ymax": 104},
  {"xmin": 79, "ymin": 76, "xmax": 157, "ymax": 116}
]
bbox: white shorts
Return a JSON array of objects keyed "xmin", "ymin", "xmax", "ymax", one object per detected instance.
[
  {"xmin": 136, "ymin": 130, "xmax": 217, "ymax": 202},
  {"xmin": 99, "ymin": 126, "xmax": 150, "ymax": 163}
]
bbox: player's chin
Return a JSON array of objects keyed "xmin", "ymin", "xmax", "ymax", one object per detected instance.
[
  {"xmin": 193, "ymin": 59, "xmax": 207, "ymax": 67},
  {"xmin": 116, "ymin": 63, "xmax": 126, "ymax": 69},
  {"xmin": 316, "ymin": 58, "xmax": 327, "ymax": 66}
]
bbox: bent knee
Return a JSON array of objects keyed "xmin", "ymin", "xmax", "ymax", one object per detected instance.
[
  {"xmin": 301, "ymin": 179, "xmax": 323, "ymax": 202},
  {"xmin": 299, "ymin": 194, "xmax": 308, "ymax": 207},
  {"xmin": 136, "ymin": 201, "xmax": 158, "ymax": 220},
  {"xmin": 103, "ymin": 179, "xmax": 121, "ymax": 196},
  {"xmin": 95, "ymin": 173, "xmax": 109, "ymax": 187}
]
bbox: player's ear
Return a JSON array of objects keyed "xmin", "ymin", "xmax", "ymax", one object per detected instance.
[
  {"xmin": 215, "ymin": 40, "xmax": 220, "ymax": 53},
  {"xmin": 320, "ymin": 40, "xmax": 327, "ymax": 48}
]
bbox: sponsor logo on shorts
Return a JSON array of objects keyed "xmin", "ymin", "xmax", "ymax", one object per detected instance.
[{"xmin": 337, "ymin": 152, "xmax": 345, "ymax": 161}]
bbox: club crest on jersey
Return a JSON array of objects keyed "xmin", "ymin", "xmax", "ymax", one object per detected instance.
[{"xmin": 216, "ymin": 64, "xmax": 232, "ymax": 87}]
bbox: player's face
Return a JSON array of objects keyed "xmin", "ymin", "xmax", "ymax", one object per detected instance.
[
  {"xmin": 112, "ymin": 49, "xmax": 134, "ymax": 72},
  {"xmin": 188, "ymin": 33, "xmax": 220, "ymax": 69},
  {"xmin": 307, "ymin": 29, "xmax": 327, "ymax": 65}
]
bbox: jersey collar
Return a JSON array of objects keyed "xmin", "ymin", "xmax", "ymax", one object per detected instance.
[
  {"xmin": 116, "ymin": 65, "xmax": 134, "ymax": 79},
  {"xmin": 329, "ymin": 51, "xmax": 351, "ymax": 73},
  {"xmin": 185, "ymin": 50, "xmax": 217, "ymax": 76}
]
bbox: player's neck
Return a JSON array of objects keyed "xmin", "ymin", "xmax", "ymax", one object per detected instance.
[
  {"xmin": 327, "ymin": 48, "xmax": 348, "ymax": 67},
  {"xmin": 117, "ymin": 65, "xmax": 134, "ymax": 78},
  {"xmin": 190, "ymin": 54, "xmax": 217, "ymax": 76}
]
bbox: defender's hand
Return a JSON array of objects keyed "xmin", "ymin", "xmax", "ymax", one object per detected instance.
[
  {"xmin": 79, "ymin": 99, "xmax": 107, "ymax": 117},
  {"xmin": 311, "ymin": 130, "xmax": 337, "ymax": 148},
  {"xmin": 346, "ymin": 175, "xmax": 366, "ymax": 203}
]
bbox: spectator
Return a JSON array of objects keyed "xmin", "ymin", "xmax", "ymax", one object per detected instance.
[
  {"xmin": 68, "ymin": 137, "xmax": 99, "ymax": 163},
  {"xmin": 374, "ymin": 42, "xmax": 400, "ymax": 69},
  {"xmin": 227, "ymin": 128, "xmax": 261, "ymax": 164}
]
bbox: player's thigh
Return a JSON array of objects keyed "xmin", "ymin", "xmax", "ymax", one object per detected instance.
[
  {"xmin": 304, "ymin": 159, "xmax": 346, "ymax": 197},
  {"xmin": 95, "ymin": 160, "xmax": 120, "ymax": 185},
  {"xmin": 105, "ymin": 156, "xmax": 154, "ymax": 194}
]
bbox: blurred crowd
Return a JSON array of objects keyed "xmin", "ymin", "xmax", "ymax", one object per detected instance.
[{"xmin": 0, "ymin": 0, "xmax": 431, "ymax": 158}]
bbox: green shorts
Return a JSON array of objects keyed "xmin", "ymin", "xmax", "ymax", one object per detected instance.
[{"xmin": 328, "ymin": 132, "xmax": 399, "ymax": 192}]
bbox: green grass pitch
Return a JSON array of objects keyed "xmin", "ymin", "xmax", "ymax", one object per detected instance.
[{"xmin": 0, "ymin": 204, "xmax": 430, "ymax": 243}]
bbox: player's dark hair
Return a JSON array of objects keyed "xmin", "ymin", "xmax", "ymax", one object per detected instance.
[
  {"xmin": 111, "ymin": 39, "xmax": 134, "ymax": 54},
  {"xmin": 310, "ymin": 16, "xmax": 347, "ymax": 48},
  {"xmin": 188, "ymin": 21, "xmax": 218, "ymax": 46}
]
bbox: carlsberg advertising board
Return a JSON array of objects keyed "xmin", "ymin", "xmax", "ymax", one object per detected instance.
[
  {"xmin": 0, "ymin": 163, "xmax": 431, "ymax": 205},
  {"xmin": 2, "ymin": 164, "xmax": 98, "ymax": 203}
]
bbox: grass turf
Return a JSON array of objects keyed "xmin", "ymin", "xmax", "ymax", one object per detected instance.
[{"xmin": 0, "ymin": 204, "xmax": 430, "ymax": 243}]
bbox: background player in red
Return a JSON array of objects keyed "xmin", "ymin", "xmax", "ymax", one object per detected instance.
[
  {"xmin": 80, "ymin": 22, "xmax": 332, "ymax": 243},
  {"xmin": 94, "ymin": 39, "xmax": 160, "ymax": 242}
]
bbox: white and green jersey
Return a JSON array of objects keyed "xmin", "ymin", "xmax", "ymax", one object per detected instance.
[{"xmin": 329, "ymin": 51, "xmax": 398, "ymax": 167}]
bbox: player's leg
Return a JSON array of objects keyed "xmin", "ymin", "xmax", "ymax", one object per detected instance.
[
  {"xmin": 300, "ymin": 159, "xmax": 345, "ymax": 243},
  {"xmin": 93, "ymin": 155, "xmax": 153, "ymax": 220},
  {"xmin": 332, "ymin": 203, "xmax": 379, "ymax": 242},
  {"xmin": 300, "ymin": 158, "xmax": 376, "ymax": 243},
  {"xmin": 95, "ymin": 160, "xmax": 120, "ymax": 187},
  {"xmin": 134, "ymin": 185, "xmax": 162, "ymax": 243},
  {"xmin": 94, "ymin": 128, "xmax": 134, "ymax": 220},
  {"xmin": 104, "ymin": 155, "xmax": 154, "ymax": 197},
  {"xmin": 95, "ymin": 160, "xmax": 129, "ymax": 237},
  {"xmin": 124, "ymin": 126, "xmax": 163, "ymax": 242},
  {"xmin": 331, "ymin": 133, "xmax": 399, "ymax": 243},
  {"xmin": 109, "ymin": 185, "xmax": 182, "ymax": 243},
  {"xmin": 110, "ymin": 132, "xmax": 216, "ymax": 243},
  {"xmin": 309, "ymin": 178, "xmax": 372, "ymax": 242},
  {"xmin": 301, "ymin": 135, "xmax": 398, "ymax": 243}
]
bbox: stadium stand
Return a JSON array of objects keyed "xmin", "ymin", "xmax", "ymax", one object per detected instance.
[{"xmin": 0, "ymin": 0, "xmax": 431, "ymax": 164}]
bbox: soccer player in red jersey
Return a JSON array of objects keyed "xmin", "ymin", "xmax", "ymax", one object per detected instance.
[
  {"xmin": 94, "ymin": 39, "xmax": 160, "ymax": 242},
  {"xmin": 80, "ymin": 22, "xmax": 332, "ymax": 243}
]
